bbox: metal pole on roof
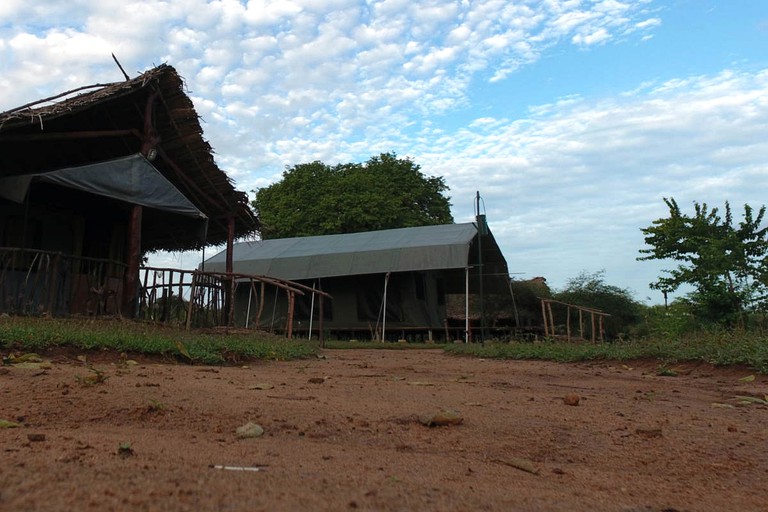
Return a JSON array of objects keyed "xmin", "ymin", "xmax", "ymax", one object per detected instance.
[
  {"xmin": 475, "ymin": 191, "xmax": 488, "ymax": 342},
  {"xmin": 475, "ymin": 191, "xmax": 488, "ymax": 343}
]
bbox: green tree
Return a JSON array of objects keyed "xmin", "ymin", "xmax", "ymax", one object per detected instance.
[
  {"xmin": 253, "ymin": 153, "xmax": 453, "ymax": 239},
  {"xmin": 638, "ymin": 198, "xmax": 768, "ymax": 326},
  {"xmin": 553, "ymin": 270, "xmax": 644, "ymax": 339}
]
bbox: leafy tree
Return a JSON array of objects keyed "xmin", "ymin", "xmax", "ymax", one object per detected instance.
[
  {"xmin": 638, "ymin": 198, "xmax": 768, "ymax": 326},
  {"xmin": 553, "ymin": 270, "xmax": 644, "ymax": 339},
  {"xmin": 253, "ymin": 153, "xmax": 453, "ymax": 239}
]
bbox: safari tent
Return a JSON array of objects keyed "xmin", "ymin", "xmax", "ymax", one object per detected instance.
[
  {"xmin": 202, "ymin": 222, "xmax": 512, "ymax": 341},
  {"xmin": 0, "ymin": 64, "xmax": 257, "ymax": 318}
]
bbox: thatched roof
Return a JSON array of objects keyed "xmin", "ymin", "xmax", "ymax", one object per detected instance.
[{"xmin": 0, "ymin": 64, "xmax": 257, "ymax": 251}]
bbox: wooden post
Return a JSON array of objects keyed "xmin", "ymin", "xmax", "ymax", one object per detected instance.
[
  {"xmin": 178, "ymin": 270, "xmax": 185, "ymax": 321},
  {"xmin": 566, "ymin": 306, "xmax": 571, "ymax": 342},
  {"xmin": 226, "ymin": 216, "xmax": 235, "ymax": 327},
  {"xmin": 185, "ymin": 274, "xmax": 197, "ymax": 330},
  {"xmin": 541, "ymin": 300, "xmax": 549, "ymax": 337},
  {"xmin": 122, "ymin": 204, "xmax": 142, "ymax": 317},
  {"xmin": 579, "ymin": 309, "xmax": 584, "ymax": 339},
  {"xmin": 547, "ymin": 301, "xmax": 555, "ymax": 337},
  {"xmin": 590, "ymin": 311, "xmax": 596, "ymax": 343},
  {"xmin": 286, "ymin": 290, "xmax": 295, "ymax": 339},
  {"xmin": 256, "ymin": 281, "xmax": 266, "ymax": 328}
]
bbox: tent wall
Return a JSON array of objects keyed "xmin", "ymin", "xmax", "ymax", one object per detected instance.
[{"xmin": 231, "ymin": 271, "xmax": 452, "ymax": 339}]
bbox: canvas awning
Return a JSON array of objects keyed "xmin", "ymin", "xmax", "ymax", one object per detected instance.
[
  {"xmin": 203, "ymin": 223, "xmax": 482, "ymax": 280},
  {"xmin": 0, "ymin": 153, "xmax": 206, "ymax": 219}
]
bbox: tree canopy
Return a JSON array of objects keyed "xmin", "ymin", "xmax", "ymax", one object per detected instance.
[
  {"xmin": 252, "ymin": 153, "xmax": 453, "ymax": 239},
  {"xmin": 638, "ymin": 198, "xmax": 768, "ymax": 325}
]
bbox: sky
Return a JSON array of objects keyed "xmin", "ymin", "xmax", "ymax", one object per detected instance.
[{"xmin": 1, "ymin": 0, "xmax": 767, "ymax": 304}]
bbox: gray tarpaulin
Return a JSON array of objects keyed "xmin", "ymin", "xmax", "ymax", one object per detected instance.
[
  {"xmin": 0, "ymin": 153, "xmax": 205, "ymax": 219},
  {"xmin": 202, "ymin": 223, "xmax": 479, "ymax": 280}
]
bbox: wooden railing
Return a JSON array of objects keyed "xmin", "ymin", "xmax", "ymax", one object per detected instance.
[
  {"xmin": 0, "ymin": 247, "xmax": 126, "ymax": 317},
  {"xmin": 138, "ymin": 267, "xmax": 330, "ymax": 339},
  {"xmin": 0, "ymin": 248, "xmax": 330, "ymax": 340},
  {"xmin": 540, "ymin": 298, "xmax": 610, "ymax": 343}
]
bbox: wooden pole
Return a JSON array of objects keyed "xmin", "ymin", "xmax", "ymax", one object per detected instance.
[
  {"xmin": 122, "ymin": 204, "xmax": 142, "ymax": 317},
  {"xmin": 541, "ymin": 300, "xmax": 549, "ymax": 337},
  {"xmin": 256, "ymin": 281, "xmax": 265, "ymax": 328},
  {"xmin": 286, "ymin": 290, "xmax": 295, "ymax": 339},
  {"xmin": 566, "ymin": 306, "xmax": 571, "ymax": 342},
  {"xmin": 590, "ymin": 311, "xmax": 596, "ymax": 343},
  {"xmin": 226, "ymin": 216, "xmax": 235, "ymax": 327},
  {"xmin": 185, "ymin": 274, "xmax": 196, "ymax": 330},
  {"xmin": 547, "ymin": 301, "xmax": 555, "ymax": 337}
]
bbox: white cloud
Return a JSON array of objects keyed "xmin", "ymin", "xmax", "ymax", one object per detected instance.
[
  {"xmin": 411, "ymin": 69, "xmax": 768, "ymax": 297},
  {"xmin": 3, "ymin": 0, "xmax": 757, "ymax": 303}
]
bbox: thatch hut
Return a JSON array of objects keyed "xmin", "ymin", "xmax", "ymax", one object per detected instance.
[{"xmin": 0, "ymin": 64, "xmax": 257, "ymax": 317}]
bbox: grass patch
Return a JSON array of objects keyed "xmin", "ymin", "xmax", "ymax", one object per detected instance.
[
  {"xmin": 323, "ymin": 340, "xmax": 444, "ymax": 350},
  {"xmin": 4, "ymin": 317, "xmax": 767, "ymax": 372},
  {"xmin": 443, "ymin": 332, "xmax": 768, "ymax": 374},
  {"xmin": 0, "ymin": 317, "xmax": 317, "ymax": 365}
]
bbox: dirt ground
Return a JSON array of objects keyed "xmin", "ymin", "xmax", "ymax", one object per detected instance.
[{"xmin": 1, "ymin": 348, "xmax": 767, "ymax": 512}]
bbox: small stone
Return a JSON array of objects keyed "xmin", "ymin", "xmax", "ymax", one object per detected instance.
[
  {"xmin": 236, "ymin": 422, "xmax": 265, "ymax": 439},
  {"xmin": 27, "ymin": 433, "xmax": 46, "ymax": 442},
  {"xmin": 635, "ymin": 427, "xmax": 663, "ymax": 438},
  {"xmin": 419, "ymin": 409, "xmax": 463, "ymax": 427},
  {"xmin": 308, "ymin": 377, "xmax": 325, "ymax": 384},
  {"xmin": 563, "ymin": 394, "xmax": 580, "ymax": 406}
]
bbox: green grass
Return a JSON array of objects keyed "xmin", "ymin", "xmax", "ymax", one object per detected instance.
[
  {"xmin": 0, "ymin": 317, "xmax": 318, "ymax": 365},
  {"xmin": 3, "ymin": 317, "xmax": 767, "ymax": 373},
  {"xmin": 443, "ymin": 332, "xmax": 768, "ymax": 373},
  {"xmin": 323, "ymin": 340, "xmax": 444, "ymax": 350}
]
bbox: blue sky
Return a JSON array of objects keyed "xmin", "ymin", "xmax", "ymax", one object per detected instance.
[{"xmin": 1, "ymin": 0, "xmax": 767, "ymax": 303}]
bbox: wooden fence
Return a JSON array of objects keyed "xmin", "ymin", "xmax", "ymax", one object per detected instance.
[
  {"xmin": 0, "ymin": 248, "xmax": 330, "ymax": 340},
  {"xmin": 540, "ymin": 298, "xmax": 610, "ymax": 343}
]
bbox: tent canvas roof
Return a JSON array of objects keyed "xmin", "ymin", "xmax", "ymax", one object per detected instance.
[
  {"xmin": 203, "ymin": 223, "xmax": 485, "ymax": 280},
  {"xmin": 0, "ymin": 153, "xmax": 205, "ymax": 219}
]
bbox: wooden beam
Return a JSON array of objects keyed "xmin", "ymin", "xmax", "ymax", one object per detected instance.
[
  {"xmin": 122, "ymin": 204, "xmax": 143, "ymax": 317},
  {"xmin": 0, "ymin": 129, "xmax": 142, "ymax": 141},
  {"xmin": 141, "ymin": 90, "xmax": 160, "ymax": 157},
  {"xmin": 286, "ymin": 290, "xmax": 295, "ymax": 339}
]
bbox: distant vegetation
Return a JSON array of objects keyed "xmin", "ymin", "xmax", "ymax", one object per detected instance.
[{"xmin": 639, "ymin": 198, "xmax": 768, "ymax": 328}]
